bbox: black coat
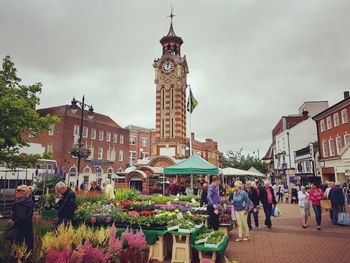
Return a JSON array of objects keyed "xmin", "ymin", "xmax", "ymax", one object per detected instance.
[
  {"xmin": 57, "ymin": 188, "xmax": 76, "ymax": 220},
  {"xmin": 329, "ymin": 186, "xmax": 345, "ymax": 206},
  {"xmin": 12, "ymin": 197, "xmax": 34, "ymax": 250},
  {"xmin": 248, "ymin": 187, "xmax": 260, "ymax": 207},
  {"xmin": 200, "ymin": 189, "xmax": 208, "ymax": 206},
  {"xmin": 259, "ymin": 186, "xmax": 277, "ymax": 207}
]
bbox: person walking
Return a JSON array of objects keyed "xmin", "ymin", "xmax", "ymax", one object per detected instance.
[
  {"xmin": 259, "ymin": 181, "xmax": 277, "ymax": 229},
  {"xmin": 309, "ymin": 183, "xmax": 324, "ymax": 230},
  {"xmin": 329, "ymin": 182, "xmax": 345, "ymax": 225},
  {"xmin": 232, "ymin": 181, "xmax": 251, "ymax": 242},
  {"xmin": 55, "ymin": 182, "xmax": 76, "ymax": 226},
  {"xmin": 7, "ymin": 185, "xmax": 34, "ymax": 252},
  {"xmin": 298, "ymin": 186, "xmax": 310, "ymax": 228},
  {"xmin": 245, "ymin": 181, "xmax": 259, "ymax": 230},
  {"xmin": 200, "ymin": 183, "xmax": 209, "ymax": 206},
  {"xmin": 104, "ymin": 179, "xmax": 115, "ymax": 202},
  {"xmin": 207, "ymin": 176, "xmax": 221, "ymax": 230}
]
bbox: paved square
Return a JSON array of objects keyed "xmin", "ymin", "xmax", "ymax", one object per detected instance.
[{"xmin": 225, "ymin": 204, "xmax": 350, "ymax": 263}]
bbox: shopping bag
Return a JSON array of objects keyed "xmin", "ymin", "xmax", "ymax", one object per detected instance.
[
  {"xmin": 337, "ymin": 212, "xmax": 350, "ymax": 226},
  {"xmin": 231, "ymin": 206, "xmax": 237, "ymax": 221},
  {"xmin": 320, "ymin": 200, "xmax": 331, "ymax": 210},
  {"xmin": 272, "ymin": 206, "xmax": 280, "ymax": 217}
]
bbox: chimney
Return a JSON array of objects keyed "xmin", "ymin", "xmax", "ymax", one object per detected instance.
[
  {"xmin": 302, "ymin": 110, "xmax": 309, "ymax": 118},
  {"xmin": 344, "ymin": 91, "xmax": 350, "ymax": 99}
]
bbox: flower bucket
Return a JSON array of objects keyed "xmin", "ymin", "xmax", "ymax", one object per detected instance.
[
  {"xmin": 105, "ymin": 217, "xmax": 112, "ymax": 223},
  {"xmin": 90, "ymin": 217, "xmax": 97, "ymax": 224}
]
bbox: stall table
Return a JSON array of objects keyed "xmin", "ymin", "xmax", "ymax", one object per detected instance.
[{"xmin": 192, "ymin": 236, "xmax": 229, "ymax": 263}]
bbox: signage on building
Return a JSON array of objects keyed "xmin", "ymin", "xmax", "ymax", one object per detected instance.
[{"xmin": 91, "ymin": 160, "xmax": 113, "ymax": 167}]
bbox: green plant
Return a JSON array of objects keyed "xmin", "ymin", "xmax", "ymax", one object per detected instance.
[
  {"xmin": 206, "ymin": 231, "xmax": 225, "ymax": 244},
  {"xmin": 70, "ymin": 146, "xmax": 91, "ymax": 159},
  {"xmin": 115, "ymin": 189, "xmax": 140, "ymax": 201}
]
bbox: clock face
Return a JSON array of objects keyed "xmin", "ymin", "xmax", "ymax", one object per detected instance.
[{"xmin": 162, "ymin": 61, "xmax": 174, "ymax": 73}]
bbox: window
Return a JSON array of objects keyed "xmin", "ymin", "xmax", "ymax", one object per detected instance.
[
  {"xmin": 322, "ymin": 141, "xmax": 328, "ymax": 158},
  {"xmin": 48, "ymin": 124, "xmax": 54, "ymax": 136},
  {"xmin": 141, "ymin": 152, "xmax": 149, "ymax": 159},
  {"xmin": 99, "ymin": 130, "xmax": 104, "ymax": 141},
  {"xmin": 120, "ymin": 134, "xmax": 124, "ymax": 144},
  {"xmin": 345, "ymin": 134, "xmax": 350, "ymax": 146},
  {"xmin": 119, "ymin": 150, "xmax": 124, "ymax": 161},
  {"xmin": 333, "ymin": 113, "xmax": 340, "ymax": 127},
  {"xmin": 107, "ymin": 147, "xmax": 116, "ymax": 161},
  {"xmin": 129, "ymin": 151, "xmax": 137, "ymax": 164},
  {"xmin": 98, "ymin": 147, "xmax": 103, "ymax": 160},
  {"xmin": 305, "ymin": 161, "xmax": 312, "ymax": 173},
  {"xmin": 130, "ymin": 136, "xmax": 137, "ymax": 145},
  {"xmin": 141, "ymin": 137, "xmax": 149, "ymax": 147},
  {"xmin": 336, "ymin": 136, "xmax": 342, "ymax": 155},
  {"xmin": 47, "ymin": 144, "xmax": 53, "ymax": 152},
  {"xmin": 170, "ymin": 89, "xmax": 175, "ymax": 109},
  {"xmin": 106, "ymin": 131, "xmax": 111, "ymax": 142},
  {"xmin": 326, "ymin": 116, "xmax": 332, "ymax": 130},
  {"xmin": 171, "ymin": 118, "xmax": 174, "ymax": 138},
  {"xmin": 91, "ymin": 128, "xmax": 96, "ymax": 139},
  {"xmin": 329, "ymin": 139, "xmax": 335, "ymax": 157},
  {"xmin": 161, "ymin": 119, "xmax": 165, "ymax": 138},
  {"xmin": 342, "ymin": 109, "xmax": 348, "ymax": 124},
  {"xmin": 161, "ymin": 89, "xmax": 165, "ymax": 110},
  {"xmin": 86, "ymin": 145, "xmax": 94, "ymax": 160},
  {"xmin": 73, "ymin": 125, "xmax": 80, "ymax": 137},
  {"xmin": 82, "ymin": 127, "xmax": 88, "ymax": 138},
  {"xmin": 113, "ymin": 133, "xmax": 118, "ymax": 143},
  {"xmin": 320, "ymin": 120, "xmax": 326, "ymax": 132}
]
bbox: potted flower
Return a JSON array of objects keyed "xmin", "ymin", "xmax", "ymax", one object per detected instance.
[
  {"xmin": 167, "ymin": 220, "xmax": 179, "ymax": 231},
  {"xmin": 70, "ymin": 146, "xmax": 91, "ymax": 159},
  {"xmin": 204, "ymin": 231, "xmax": 225, "ymax": 248},
  {"xmin": 191, "ymin": 215, "xmax": 205, "ymax": 228},
  {"xmin": 178, "ymin": 221, "xmax": 195, "ymax": 233},
  {"xmin": 195, "ymin": 229, "xmax": 214, "ymax": 244}
]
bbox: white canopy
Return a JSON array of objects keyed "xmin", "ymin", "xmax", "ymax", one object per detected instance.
[
  {"xmin": 221, "ymin": 167, "xmax": 265, "ymax": 177},
  {"xmin": 248, "ymin": 167, "xmax": 266, "ymax": 177}
]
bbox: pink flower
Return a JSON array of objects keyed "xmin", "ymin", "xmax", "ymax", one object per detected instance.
[
  {"xmin": 109, "ymin": 224, "xmax": 123, "ymax": 254},
  {"xmin": 45, "ymin": 247, "xmax": 70, "ymax": 263}
]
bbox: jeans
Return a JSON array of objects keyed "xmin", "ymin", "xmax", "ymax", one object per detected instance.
[
  {"xmin": 207, "ymin": 205, "xmax": 220, "ymax": 230},
  {"xmin": 235, "ymin": 210, "xmax": 249, "ymax": 238},
  {"xmin": 332, "ymin": 205, "xmax": 344, "ymax": 224},
  {"xmin": 248, "ymin": 206, "xmax": 259, "ymax": 229},
  {"xmin": 263, "ymin": 204, "xmax": 273, "ymax": 228},
  {"xmin": 312, "ymin": 205, "xmax": 322, "ymax": 226}
]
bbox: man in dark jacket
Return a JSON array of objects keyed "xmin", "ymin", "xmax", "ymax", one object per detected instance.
[
  {"xmin": 329, "ymin": 182, "xmax": 345, "ymax": 225},
  {"xmin": 246, "ymin": 181, "xmax": 259, "ymax": 230},
  {"xmin": 11, "ymin": 185, "xmax": 34, "ymax": 251},
  {"xmin": 259, "ymin": 180, "xmax": 277, "ymax": 229},
  {"xmin": 200, "ymin": 183, "xmax": 209, "ymax": 206},
  {"xmin": 55, "ymin": 181, "xmax": 76, "ymax": 226}
]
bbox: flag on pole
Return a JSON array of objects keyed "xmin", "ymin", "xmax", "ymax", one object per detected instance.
[{"xmin": 187, "ymin": 88, "xmax": 198, "ymax": 113}]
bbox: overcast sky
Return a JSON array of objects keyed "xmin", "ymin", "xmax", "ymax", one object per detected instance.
[{"xmin": 1, "ymin": 0, "xmax": 349, "ymax": 156}]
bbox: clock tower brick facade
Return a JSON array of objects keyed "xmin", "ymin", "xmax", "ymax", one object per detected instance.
[{"xmin": 152, "ymin": 19, "xmax": 189, "ymax": 158}]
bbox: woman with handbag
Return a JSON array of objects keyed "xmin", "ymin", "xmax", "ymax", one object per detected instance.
[
  {"xmin": 232, "ymin": 181, "xmax": 251, "ymax": 242},
  {"xmin": 6, "ymin": 185, "xmax": 34, "ymax": 252},
  {"xmin": 309, "ymin": 183, "xmax": 324, "ymax": 230}
]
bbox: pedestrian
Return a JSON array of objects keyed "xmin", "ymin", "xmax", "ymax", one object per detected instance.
[
  {"xmin": 329, "ymin": 182, "xmax": 345, "ymax": 225},
  {"xmin": 245, "ymin": 181, "xmax": 259, "ymax": 230},
  {"xmin": 277, "ymin": 184, "xmax": 284, "ymax": 203},
  {"xmin": 104, "ymin": 179, "xmax": 115, "ymax": 202},
  {"xmin": 90, "ymin": 181, "xmax": 102, "ymax": 193},
  {"xmin": 309, "ymin": 183, "xmax": 323, "ymax": 230},
  {"xmin": 200, "ymin": 183, "xmax": 209, "ymax": 206},
  {"xmin": 325, "ymin": 181, "xmax": 335, "ymax": 220},
  {"xmin": 207, "ymin": 176, "xmax": 221, "ymax": 230},
  {"xmin": 259, "ymin": 180, "xmax": 277, "ymax": 229},
  {"xmin": 168, "ymin": 179, "xmax": 179, "ymax": 196},
  {"xmin": 55, "ymin": 181, "xmax": 76, "ymax": 226},
  {"xmin": 232, "ymin": 181, "xmax": 251, "ymax": 242},
  {"xmin": 7, "ymin": 185, "xmax": 34, "ymax": 252},
  {"xmin": 298, "ymin": 186, "xmax": 310, "ymax": 228}
]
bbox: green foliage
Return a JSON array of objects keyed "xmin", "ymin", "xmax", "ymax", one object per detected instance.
[
  {"xmin": 35, "ymin": 174, "xmax": 63, "ymax": 194},
  {"xmin": 221, "ymin": 149, "xmax": 267, "ymax": 174},
  {"xmin": 0, "ymin": 55, "xmax": 59, "ymax": 169},
  {"xmin": 42, "ymin": 150, "xmax": 53, "ymax": 160},
  {"xmin": 76, "ymin": 192, "xmax": 107, "ymax": 205},
  {"xmin": 114, "ymin": 189, "xmax": 140, "ymax": 201}
]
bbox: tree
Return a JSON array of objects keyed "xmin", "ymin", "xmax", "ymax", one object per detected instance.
[
  {"xmin": 221, "ymin": 148, "xmax": 268, "ymax": 174},
  {"xmin": 0, "ymin": 55, "xmax": 59, "ymax": 169}
]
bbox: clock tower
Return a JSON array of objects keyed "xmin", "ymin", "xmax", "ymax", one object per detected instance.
[{"xmin": 152, "ymin": 12, "xmax": 189, "ymax": 158}]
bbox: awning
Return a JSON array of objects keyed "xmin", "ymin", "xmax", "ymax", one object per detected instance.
[
  {"xmin": 221, "ymin": 167, "xmax": 265, "ymax": 177},
  {"xmin": 163, "ymin": 154, "xmax": 219, "ymax": 175}
]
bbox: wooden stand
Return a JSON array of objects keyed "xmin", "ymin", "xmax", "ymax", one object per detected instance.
[
  {"xmin": 198, "ymin": 250, "xmax": 217, "ymax": 263},
  {"xmin": 149, "ymin": 235, "xmax": 167, "ymax": 262},
  {"xmin": 171, "ymin": 233, "xmax": 192, "ymax": 263}
]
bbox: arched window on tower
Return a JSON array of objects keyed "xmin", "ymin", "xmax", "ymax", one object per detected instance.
[
  {"xmin": 161, "ymin": 119, "xmax": 165, "ymax": 138},
  {"xmin": 170, "ymin": 89, "xmax": 175, "ymax": 110},
  {"xmin": 161, "ymin": 89, "xmax": 165, "ymax": 110},
  {"xmin": 171, "ymin": 118, "xmax": 174, "ymax": 138}
]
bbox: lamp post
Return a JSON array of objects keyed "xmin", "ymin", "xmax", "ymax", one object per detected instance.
[{"xmin": 70, "ymin": 96, "xmax": 94, "ymax": 189}]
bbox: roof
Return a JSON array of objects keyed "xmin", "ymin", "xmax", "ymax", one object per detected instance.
[
  {"xmin": 125, "ymin": 125, "xmax": 153, "ymax": 132},
  {"xmin": 262, "ymin": 142, "xmax": 274, "ymax": 160},
  {"xmin": 313, "ymin": 95, "xmax": 350, "ymax": 121},
  {"xmin": 164, "ymin": 154, "xmax": 219, "ymax": 175},
  {"xmin": 37, "ymin": 105, "xmax": 121, "ymax": 128},
  {"xmin": 221, "ymin": 167, "xmax": 265, "ymax": 177},
  {"xmin": 160, "ymin": 21, "xmax": 183, "ymax": 46}
]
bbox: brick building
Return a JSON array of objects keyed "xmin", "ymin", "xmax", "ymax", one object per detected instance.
[
  {"xmin": 27, "ymin": 105, "xmax": 130, "ymax": 189},
  {"xmin": 313, "ymin": 92, "xmax": 350, "ymax": 183},
  {"xmin": 125, "ymin": 125, "xmax": 156, "ymax": 166}
]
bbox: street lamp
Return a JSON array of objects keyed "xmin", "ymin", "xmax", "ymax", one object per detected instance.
[{"xmin": 69, "ymin": 95, "xmax": 94, "ymax": 189}]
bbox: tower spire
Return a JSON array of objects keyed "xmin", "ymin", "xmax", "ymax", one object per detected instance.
[{"xmin": 166, "ymin": 6, "xmax": 177, "ymax": 37}]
